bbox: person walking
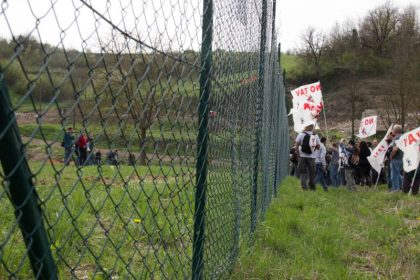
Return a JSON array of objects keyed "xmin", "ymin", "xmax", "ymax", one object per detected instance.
[
  {"xmin": 295, "ymin": 121, "xmax": 320, "ymax": 191},
  {"xmin": 290, "ymin": 144, "xmax": 299, "ymax": 178},
  {"xmin": 315, "ymin": 136, "xmax": 328, "ymax": 191},
  {"xmin": 356, "ymin": 141, "xmax": 372, "ymax": 187},
  {"xmin": 329, "ymin": 143, "xmax": 340, "ymax": 187},
  {"xmin": 402, "ymin": 163, "xmax": 419, "ymax": 195},
  {"xmin": 62, "ymin": 127, "xmax": 74, "ymax": 165},
  {"xmin": 87, "ymin": 132, "xmax": 95, "ymax": 165},
  {"xmin": 343, "ymin": 140, "xmax": 358, "ymax": 191},
  {"xmin": 389, "ymin": 125, "xmax": 404, "ymax": 192},
  {"xmin": 338, "ymin": 139, "xmax": 347, "ymax": 186},
  {"xmin": 76, "ymin": 131, "xmax": 88, "ymax": 166}
]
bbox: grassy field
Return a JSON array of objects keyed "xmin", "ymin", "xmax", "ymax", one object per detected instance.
[
  {"xmin": 281, "ymin": 54, "xmax": 299, "ymax": 73},
  {"xmin": 0, "ymin": 159, "xmax": 246, "ymax": 279},
  {"xmin": 232, "ymin": 177, "xmax": 420, "ymax": 280},
  {"xmin": 0, "ymin": 162, "xmax": 196, "ymax": 279}
]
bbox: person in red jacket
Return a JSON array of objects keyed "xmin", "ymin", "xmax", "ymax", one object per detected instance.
[{"xmin": 76, "ymin": 131, "xmax": 88, "ymax": 165}]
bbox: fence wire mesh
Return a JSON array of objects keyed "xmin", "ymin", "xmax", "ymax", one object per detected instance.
[{"xmin": 0, "ymin": 0, "xmax": 289, "ymax": 279}]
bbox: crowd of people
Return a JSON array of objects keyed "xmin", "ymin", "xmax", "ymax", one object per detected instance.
[
  {"xmin": 291, "ymin": 123, "xmax": 419, "ymax": 195},
  {"xmin": 62, "ymin": 127, "xmax": 118, "ymax": 166}
]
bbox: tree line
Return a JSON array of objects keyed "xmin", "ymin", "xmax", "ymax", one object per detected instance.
[{"xmin": 288, "ymin": 2, "xmax": 420, "ymax": 134}]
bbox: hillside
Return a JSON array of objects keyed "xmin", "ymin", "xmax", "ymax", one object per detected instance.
[{"xmin": 282, "ymin": 53, "xmax": 420, "ymax": 139}]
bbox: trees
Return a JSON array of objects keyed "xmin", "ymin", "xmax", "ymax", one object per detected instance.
[
  {"xmin": 391, "ymin": 5, "xmax": 420, "ymax": 129},
  {"xmin": 97, "ymin": 31, "xmax": 159, "ymax": 166},
  {"xmin": 292, "ymin": 1, "xmax": 420, "ymax": 135},
  {"xmin": 299, "ymin": 27, "xmax": 326, "ymax": 80},
  {"xmin": 380, "ymin": 5, "xmax": 420, "ymax": 129},
  {"xmin": 359, "ymin": 2, "xmax": 398, "ymax": 57}
]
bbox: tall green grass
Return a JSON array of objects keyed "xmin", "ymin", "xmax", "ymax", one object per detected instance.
[
  {"xmin": 281, "ymin": 54, "xmax": 299, "ymax": 73},
  {"xmin": 232, "ymin": 177, "xmax": 420, "ymax": 279},
  {"xmin": 1, "ymin": 163, "xmax": 195, "ymax": 279}
]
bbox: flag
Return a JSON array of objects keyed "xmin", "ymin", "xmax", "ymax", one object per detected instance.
[
  {"xmin": 368, "ymin": 124, "xmax": 394, "ymax": 173},
  {"xmin": 395, "ymin": 127, "xmax": 420, "ymax": 173},
  {"xmin": 289, "ymin": 81, "xmax": 323, "ymax": 132},
  {"xmin": 289, "ymin": 81, "xmax": 323, "ymax": 119},
  {"xmin": 292, "ymin": 109, "xmax": 314, "ymax": 133},
  {"xmin": 356, "ymin": 116, "xmax": 377, "ymax": 138}
]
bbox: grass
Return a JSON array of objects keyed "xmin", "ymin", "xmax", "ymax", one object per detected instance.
[
  {"xmin": 1, "ymin": 162, "xmax": 196, "ymax": 279},
  {"xmin": 0, "ymin": 159, "xmax": 245, "ymax": 279},
  {"xmin": 281, "ymin": 54, "xmax": 299, "ymax": 73},
  {"xmin": 4, "ymin": 165, "xmax": 418, "ymax": 279},
  {"xmin": 232, "ymin": 176, "xmax": 420, "ymax": 280}
]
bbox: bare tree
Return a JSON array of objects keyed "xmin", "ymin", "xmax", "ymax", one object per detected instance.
[
  {"xmin": 380, "ymin": 87, "xmax": 400, "ymax": 128},
  {"xmin": 347, "ymin": 76, "xmax": 363, "ymax": 138},
  {"xmin": 299, "ymin": 27, "xmax": 326, "ymax": 79},
  {"xmin": 359, "ymin": 1, "xmax": 398, "ymax": 57},
  {"xmin": 325, "ymin": 20, "xmax": 358, "ymax": 64},
  {"xmin": 98, "ymin": 30, "xmax": 159, "ymax": 166},
  {"xmin": 380, "ymin": 6, "xmax": 420, "ymax": 129}
]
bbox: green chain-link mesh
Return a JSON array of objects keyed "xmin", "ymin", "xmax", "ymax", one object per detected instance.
[{"xmin": 0, "ymin": 0, "xmax": 289, "ymax": 278}]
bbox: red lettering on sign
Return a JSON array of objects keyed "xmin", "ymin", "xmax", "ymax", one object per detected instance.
[
  {"xmin": 364, "ymin": 118, "xmax": 374, "ymax": 125},
  {"xmin": 310, "ymin": 85, "xmax": 315, "ymax": 92},
  {"xmin": 296, "ymin": 88, "xmax": 308, "ymax": 97},
  {"xmin": 407, "ymin": 133, "xmax": 416, "ymax": 145},
  {"xmin": 315, "ymin": 83, "xmax": 321, "ymax": 91}
]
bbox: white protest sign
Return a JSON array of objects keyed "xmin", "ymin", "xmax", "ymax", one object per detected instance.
[
  {"xmin": 357, "ymin": 116, "xmax": 377, "ymax": 138},
  {"xmin": 395, "ymin": 127, "xmax": 420, "ymax": 173},
  {"xmin": 290, "ymin": 81, "xmax": 323, "ymax": 119},
  {"xmin": 368, "ymin": 124, "xmax": 394, "ymax": 173}
]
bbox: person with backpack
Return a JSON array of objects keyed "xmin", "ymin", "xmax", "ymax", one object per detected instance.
[
  {"xmin": 315, "ymin": 136, "xmax": 328, "ymax": 191},
  {"xmin": 295, "ymin": 121, "xmax": 320, "ymax": 191}
]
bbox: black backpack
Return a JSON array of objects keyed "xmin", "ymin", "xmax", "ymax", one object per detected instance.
[{"xmin": 301, "ymin": 133, "xmax": 312, "ymax": 154}]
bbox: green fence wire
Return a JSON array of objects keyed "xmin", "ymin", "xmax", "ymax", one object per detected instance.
[{"xmin": 0, "ymin": 0, "xmax": 289, "ymax": 278}]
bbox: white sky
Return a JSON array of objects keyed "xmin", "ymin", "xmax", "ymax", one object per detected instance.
[
  {"xmin": 1, "ymin": 0, "xmax": 419, "ymax": 53},
  {"xmin": 277, "ymin": 0, "xmax": 420, "ymax": 51}
]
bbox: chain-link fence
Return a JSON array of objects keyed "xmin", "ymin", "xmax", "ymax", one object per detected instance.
[{"xmin": 0, "ymin": 0, "xmax": 289, "ymax": 279}]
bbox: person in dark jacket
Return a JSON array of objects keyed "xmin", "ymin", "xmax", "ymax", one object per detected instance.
[
  {"xmin": 402, "ymin": 163, "xmax": 419, "ymax": 195},
  {"xmin": 62, "ymin": 127, "xmax": 75, "ymax": 165},
  {"xmin": 356, "ymin": 141, "xmax": 372, "ymax": 187}
]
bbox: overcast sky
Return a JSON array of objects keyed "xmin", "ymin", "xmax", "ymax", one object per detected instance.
[
  {"xmin": 277, "ymin": 0, "xmax": 420, "ymax": 51},
  {"xmin": 1, "ymin": 0, "xmax": 419, "ymax": 53}
]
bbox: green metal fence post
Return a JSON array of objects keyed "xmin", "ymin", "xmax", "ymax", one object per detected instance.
[
  {"xmin": 274, "ymin": 42, "xmax": 281, "ymax": 196},
  {"xmin": 192, "ymin": 0, "xmax": 213, "ymax": 279},
  {"xmin": 251, "ymin": 0, "xmax": 268, "ymax": 234},
  {"xmin": 0, "ymin": 75, "xmax": 58, "ymax": 279}
]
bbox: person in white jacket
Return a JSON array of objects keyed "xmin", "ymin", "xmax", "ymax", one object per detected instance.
[{"xmin": 295, "ymin": 121, "xmax": 320, "ymax": 191}]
